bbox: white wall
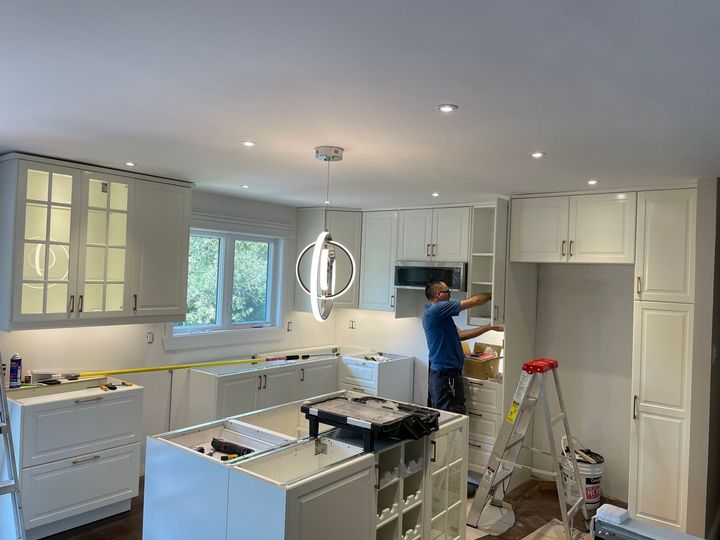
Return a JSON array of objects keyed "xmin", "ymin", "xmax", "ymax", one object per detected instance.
[{"xmin": 531, "ymin": 264, "xmax": 634, "ymax": 501}]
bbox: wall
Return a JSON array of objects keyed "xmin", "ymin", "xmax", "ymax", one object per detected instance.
[
  {"xmin": 531, "ymin": 264, "xmax": 634, "ymax": 501},
  {"xmin": 0, "ymin": 191, "xmax": 337, "ymax": 454}
]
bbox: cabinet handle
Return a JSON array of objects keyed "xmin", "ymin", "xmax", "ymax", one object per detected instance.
[
  {"xmin": 263, "ymin": 374, "xmax": 267, "ymax": 389},
  {"xmin": 636, "ymin": 277, "xmax": 642, "ymax": 295},
  {"xmin": 432, "ymin": 244, "xmax": 437, "ymax": 256},
  {"xmin": 468, "ymin": 442, "xmax": 485, "ymax": 449},
  {"xmin": 493, "ymin": 305, "xmax": 499, "ymax": 320},
  {"xmin": 74, "ymin": 396, "xmax": 103, "ymax": 404},
  {"xmin": 430, "ymin": 440, "xmax": 437, "ymax": 462},
  {"xmin": 390, "ymin": 295, "xmax": 395, "ymax": 308},
  {"xmin": 300, "ymin": 368, "xmax": 305, "ymax": 382},
  {"xmin": 569, "ymin": 240, "xmax": 574, "ymax": 257},
  {"xmin": 468, "ymin": 412, "xmax": 483, "ymax": 417},
  {"xmin": 133, "ymin": 294, "xmax": 138, "ymax": 311},
  {"xmin": 561, "ymin": 240, "xmax": 566, "ymax": 257},
  {"xmin": 72, "ymin": 455, "xmax": 101, "ymax": 465},
  {"xmin": 374, "ymin": 464, "xmax": 380, "ymax": 490},
  {"xmin": 68, "ymin": 294, "xmax": 75, "ymax": 314},
  {"xmin": 257, "ymin": 375, "xmax": 262, "ymax": 390},
  {"xmin": 352, "ymin": 386, "xmax": 365, "ymax": 393},
  {"xmin": 426, "ymin": 244, "xmax": 431, "ymax": 257},
  {"xmin": 78, "ymin": 295, "xmax": 84, "ymax": 313},
  {"xmin": 633, "ymin": 395, "xmax": 638, "ymax": 420}
]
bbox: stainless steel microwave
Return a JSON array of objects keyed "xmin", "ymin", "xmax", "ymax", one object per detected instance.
[{"xmin": 394, "ymin": 261, "xmax": 467, "ymax": 292}]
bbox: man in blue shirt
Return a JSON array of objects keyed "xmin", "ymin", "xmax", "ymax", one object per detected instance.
[{"xmin": 423, "ymin": 281, "xmax": 502, "ymax": 413}]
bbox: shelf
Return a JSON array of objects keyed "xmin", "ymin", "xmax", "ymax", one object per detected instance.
[
  {"xmin": 471, "ymin": 252, "xmax": 493, "ymax": 257},
  {"xmin": 376, "ymin": 512, "xmax": 399, "ymax": 529},
  {"xmin": 403, "ymin": 498, "xmax": 423, "ymax": 513},
  {"xmin": 378, "ymin": 476, "xmax": 400, "ymax": 490},
  {"xmin": 470, "ymin": 281, "xmax": 492, "ymax": 286}
]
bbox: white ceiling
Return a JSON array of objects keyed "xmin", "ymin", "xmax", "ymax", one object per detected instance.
[{"xmin": 2, "ymin": 1, "xmax": 719, "ymax": 209}]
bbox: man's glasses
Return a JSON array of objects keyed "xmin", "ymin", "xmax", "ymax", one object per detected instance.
[{"xmin": 438, "ymin": 289, "xmax": 451, "ymax": 296}]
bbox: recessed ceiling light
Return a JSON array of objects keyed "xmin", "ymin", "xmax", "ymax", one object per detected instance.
[
  {"xmin": 242, "ymin": 141, "xmax": 256, "ymax": 147},
  {"xmin": 436, "ymin": 104, "xmax": 458, "ymax": 113},
  {"xmin": 432, "ymin": 192, "xmax": 440, "ymax": 197},
  {"xmin": 324, "ymin": 200, "xmax": 331, "ymax": 205},
  {"xmin": 588, "ymin": 179, "xmax": 598, "ymax": 185},
  {"xmin": 241, "ymin": 185, "xmax": 249, "ymax": 189},
  {"xmin": 530, "ymin": 152, "xmax": 546, "ymax": 159},
  {"xmin": 125, "ymin": 162, "xmax": 135, "ymax": 167}
]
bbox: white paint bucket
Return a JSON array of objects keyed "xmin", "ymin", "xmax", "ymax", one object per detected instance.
[{"xmin": 560, "ymin": 436, "xmax": 604, "ymax": 510}]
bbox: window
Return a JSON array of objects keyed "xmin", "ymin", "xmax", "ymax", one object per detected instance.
[{"xmin": 174, "ymin": 229, "xmax": 279, "ymax": 335}]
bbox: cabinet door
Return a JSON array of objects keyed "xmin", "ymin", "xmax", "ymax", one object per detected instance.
[
  {"xmin": 217, "ymin": 372, "xmax": 260, "ymax": 418},
  {"xmin": 258, "ymin": 365, "xmax": 297, "ymax": 409},
  {"xmin": 131, "ymin": 181, "xmax": 191, "ymax": 317},
  {"xmin": 76, "ymin": 171, "xmax": 134, "ymax": 318},
  {"xmin": 397, "ymin": 209, "xmax": 433, "ymax": 261},
  {"xmin": 12, "ymin": 161, "xmax": 82, "ymax": 323},
  {"xmin": 568, "ymin": 192, "xmax": 636, "ymax": 264},
  {"xmin": 326, "ymin": 210, "xmax": 362, "ymax": 309},
  {"xmin": 635, "ymin": 190, "xmax": 696, "ymax": 303},
  {"xmin": 359, "ymin": 211, "xmax": 397, "ymax": 311},
  {"xmin": 629, "ymin": 301, "xmax": 693, "ymax": 530},
  {"xmin": 509, "ymin": 197, "xmax": 569, "ymax": 262},
  {"xmin": 432, "ymin": 207, "xmax": 470, "ymax": 262},
  {"xmin": 491, "ymin": 199, "xmax": 508, "ymax": 324},
  {"xmin": 298, "ymin": 359, "xmax": 339, "ymax": 400}
]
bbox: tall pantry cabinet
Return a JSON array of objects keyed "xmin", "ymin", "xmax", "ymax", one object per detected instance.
[{"xmin": 629, "ymin": 189, "xmax": 696, "ymax": 531}]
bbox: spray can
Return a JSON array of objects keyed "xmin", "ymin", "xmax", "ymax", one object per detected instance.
[{"xmin": 9, "ymin": 354, "xmax": 22, "ymax": 389}]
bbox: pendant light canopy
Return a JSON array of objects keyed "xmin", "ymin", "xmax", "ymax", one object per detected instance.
[{"xmin": 295, "ymin": 146, "xmax": 357, "ymax": 322}]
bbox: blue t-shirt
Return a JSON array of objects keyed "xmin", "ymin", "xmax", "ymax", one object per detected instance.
[{"xmin": 422, "ymin": 299, "xmax": 464, "ymax": 371}]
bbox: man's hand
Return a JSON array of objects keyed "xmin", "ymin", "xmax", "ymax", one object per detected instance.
[
  {"xmin": 458, "ymin": 323, "xmax": 504, "ymax": 341},
  {"xmin": 459, "ymin": 292, "xmax": 492, "ymax": 311}
]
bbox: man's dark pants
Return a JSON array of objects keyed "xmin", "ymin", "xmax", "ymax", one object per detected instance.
[{"xmin": 428, "ymin": 367, "xmax": 466, "ymax": 414}]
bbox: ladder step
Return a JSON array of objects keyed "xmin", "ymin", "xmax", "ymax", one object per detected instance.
[
  {"xmin": 551, "ymin": 412, "xmax": 566, "ymax": 425},
  {"xmin": 506, "ymin": 434, "xmax": 525, "ymax": 450},
  {"xmin": 0, "ymin": 480, "xmax": 19, "ymax": 496},
  {"xmin": 490, "ymin": 468, "xmax": 514, "ymax": 489},
  {"xmin": 567, "ymin": 496, "xmax": 585, "ymax": 518}
]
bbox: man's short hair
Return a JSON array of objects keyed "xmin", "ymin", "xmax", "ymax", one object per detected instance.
[{"xmin": 425, "ymin": 281, "xmax": 444, "ymax": 301}]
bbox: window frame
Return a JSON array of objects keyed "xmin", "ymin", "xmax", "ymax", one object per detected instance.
[{"xmin": 164, "ymin": 224, "xmax": 286, "ymax": 350}]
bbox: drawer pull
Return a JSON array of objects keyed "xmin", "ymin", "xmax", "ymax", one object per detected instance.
[
  {"xmin": 72, "ymin": 454, "xmax": 101, "ymax": 465},
  {"xmin": 74, "ymin": 396, "xmax": 103, "ymax": 404},
  {"xmin": 468, "ymin": 442, "xmax": 486, "ymax": 449},
  {"xmin": 352, "ymin": 387, "xmax": 365, "ymax": 392},
  {"xmin": 430, "ymin": 440, "xmax": 436, "ymax": 462},
  {"xmin": 300, "ymin": 368, "xmax": 305, "ymax": 382},
  {"xmin": 468, "ymin": 412, "xmax": 484, "ymax": 418}
]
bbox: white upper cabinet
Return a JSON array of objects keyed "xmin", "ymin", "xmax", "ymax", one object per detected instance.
[
  {"xmin": 510, "ymin": 196, "xmax": 569, "ymax": 262},
  {"xmin": 359, "ymin": 211, "xmax": 398, "ymax": 311},
  {"xmin": 510, "ymin": 193, "xmax": 636, "ymax": 264},
  {"xmin": 568, "ymin": 192, "xmax": 636, "ymax": 264},
  {"xmin": 0, "ymin": 154, "xmax": 192, "ymax": 330},
  {"xmin": 294, "ymin": 208, "xmax": 362, "ymax": 312},
  {"xmin": 635, "ymin": 189, "xmax": 696, "ymax": 303},
  {"xmin": 397, "ymin": 207, "xmax": 470, "ymax": 262},
  {"xmin": 131, "ymin": 180, "xmax": 191, "ymax": 317}
]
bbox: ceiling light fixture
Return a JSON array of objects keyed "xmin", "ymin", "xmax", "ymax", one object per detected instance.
[
  {"xmin": 125, "ymin": 162, "xmax": 135, "ymax": 167},
  {"xmin": 530, "ymin": 152, "xmax": 546, "ymax": 159},
  {"xmin": 241, "ymin": 185, "xmax": 249, "ymax": 189},
  {"xmin": 436, "ymin": 104, "xmax": 458, "ymax": 113},
  {"xmin": 588, "ymin": 179, "xmax": 598, "ymax": 185},
  {"xmin": 295, "ymin": 146, "xmax": 356, "ymax": 322},
  {"xmin": 243, "ymin": 141, "xmax": 256, "ymax": 147},
  {"xmin": 432, "ymin": 192, "xmax": 440, "ymax": 197}
]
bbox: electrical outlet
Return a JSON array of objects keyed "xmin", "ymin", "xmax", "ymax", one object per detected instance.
[
  {"xmin": 287, "ymin": 321, "xmax": 293, "ymax": 332},
  {"xmin": 146, "ymin": 332, "xmax": 154, "ymax": 344},
  {"xmin": 348, "ymin": 320, "xmax": 356, "ymax": 329}
]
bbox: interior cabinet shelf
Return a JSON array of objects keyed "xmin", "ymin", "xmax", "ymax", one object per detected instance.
[{"xmin": 471, "ymin": 252, "xmax": 493, "ymax": 257}]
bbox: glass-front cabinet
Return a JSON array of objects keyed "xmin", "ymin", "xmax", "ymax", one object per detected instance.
[
  {"xmin": 14, "ymin": 161, "xmax": 81, "ymax": 322},
  {"xmin": 77, "ymin": 172, "xmax": 133, "ymax": 318}
]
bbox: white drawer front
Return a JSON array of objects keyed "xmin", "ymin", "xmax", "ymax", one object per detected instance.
[
  {"xmin": 21, "ymin": 387, "xmax": 143, "ymax": 467},
  {"xmin": 21, "ymin": 442, "xmax": 140, "ymax": 530},
  {"xmin": 464, "ymin": 379, "xmax": 501, "ymax": 414},
  {"xmin": 339, "ymin": 358, "xmax": 378, "ymax": 388},
  {"xmin": 467, "ymin": 411, "xmax": 502, "ymax": 444},
  {"xmin": 468, "ymin": 441, "xmax": 493, "ymax": 473},
  {"xmin": 340, "ymin": 382, "xmax": 378, "ymax": 397}
]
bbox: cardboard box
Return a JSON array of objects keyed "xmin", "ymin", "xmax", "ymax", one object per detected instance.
[
  {"xmin": 463, "ymin": 353, "xmax": 500, "ymax": 380},
  {"xmin": 473, "ymin": 342, "xmax": 503, "ymax": 358}
]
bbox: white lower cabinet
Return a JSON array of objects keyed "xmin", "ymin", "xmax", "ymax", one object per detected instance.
[
  {"xmin": 339, "ymin": 353, "xmax": 414, "ymax": 402},
  {"xmin": 464, "ymin": 377, "xmax": 503, "ymax": 477},
  {"xmin": 144, "ymin": 393, "xmax": 469, "ymax": 540},
  {"xmin": 629, "ymin": 301, "xmax": 693, "ymax": 531},
  {"xmin": 0, "ymin": 378, "xmax": 143, "ymax": 540},
  {"xmin": 258, "ymin": 364, "xmax": 298, "ymax": 409},
  {"xmin": 297, "ymin": 357, "xmax": 339, "ymax": 400}
]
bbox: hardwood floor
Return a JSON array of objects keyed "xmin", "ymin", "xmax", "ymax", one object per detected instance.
[{"xmin": 42, "ymin": 477, "xmax": 624, "ymax": 539}]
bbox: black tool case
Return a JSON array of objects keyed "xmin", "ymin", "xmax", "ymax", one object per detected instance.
[{"xmin": 301, "ymin": 396, "xmax": 440, "ymax": 451}]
